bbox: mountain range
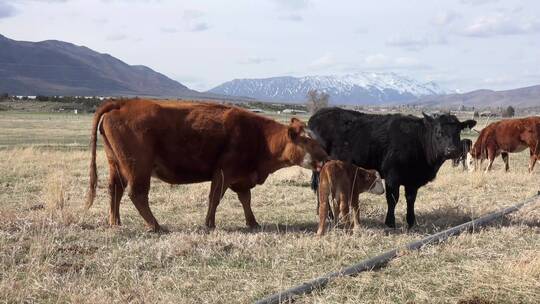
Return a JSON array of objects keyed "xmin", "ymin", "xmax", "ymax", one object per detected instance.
[
  {"xmin": 208, "ymin": 73, "xmax": 446, "ymax": 105},
  {"xmin": 0, "ymin": 34, "xmax": 204, "ymax": 98},
  {"xmin": 415, "ymin": 85, "xmax": 540, "ymax": 108},
  {"xmin": 1, "ymin": 34, "xmax": 538, "ymax": 108}
]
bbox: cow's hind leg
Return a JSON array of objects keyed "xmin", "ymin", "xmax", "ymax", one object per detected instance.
[
  {"xmin": 529, "ymin": 151, "xmax": 538, "ymax": 173},
  {"xmin": 384, "ymin": 177, "xmax": 400, "ymax": 228},
  {"xmin": 338, "ymin": 190, "xmax": 351, "ymax": 228},
  {"xmin": 405, "ymin": 186, "xmax": 418, "ymax": 228},
  {"xmin": 205, "ymin": 170, "xmax": 229, "ymax": 229},
  {"xmin": 351, "ymin": 194, "xmax": 361, "ymax": 232},
  {"xmin": 317, "ymin": 183, "xmax": 331, "ymax": 236},
  {"xmin": 485, "ymin": 148, "xmax": 496, "ymax": 172},
  {"xmin": 108, "ymin": 163, "xmax": 126, "ymax": 226},
  {"xmin": 501, "ymin": 152, "xmax": 509, "ymax": 172},
  {"xmin": 129, "ymin": 177, "xmax": 161, "ymax": 232}
]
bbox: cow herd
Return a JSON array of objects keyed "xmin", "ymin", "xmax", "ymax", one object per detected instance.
[{"xmin": 86, "ymin": 99, "xmax": 539, "ymax": 234}]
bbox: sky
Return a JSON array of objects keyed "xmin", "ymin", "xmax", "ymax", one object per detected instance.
[{"xmin": 1, "ymin": 0, "xmax": 539, "ymax": 93}]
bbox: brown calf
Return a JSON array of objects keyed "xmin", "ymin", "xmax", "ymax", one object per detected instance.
[
  {"xmin": 86, "ymin": 99, "xmax": 328, "ymax": 232},
  {"xmin": 467, "ymin": 117, "xmax": 540, "ymax": 172},
  {"xmin": 317, "ymin": 160, "xmax": 385, "ymax": 236}
]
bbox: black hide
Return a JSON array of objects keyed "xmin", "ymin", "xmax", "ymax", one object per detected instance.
[{"xmin": 308, "ymin": 107, "xmax": 476, "ymax": 228}]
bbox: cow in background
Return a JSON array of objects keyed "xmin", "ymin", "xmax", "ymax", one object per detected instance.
[
  {"xmin": 452, "ymin": 139, "xmax": 473, "ymax": 170},
  {"xmin": 309, "ymin": 108, "xmax": 476, "ymax": 228},
  {"xmin": 467, "ymin": 117, "xmax": 540, "ymax": 172},
  {"xmin": 86, "ymin": 99, "xmax": 328, "ymax": 232}
]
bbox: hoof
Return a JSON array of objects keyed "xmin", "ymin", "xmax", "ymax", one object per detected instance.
[
  {"xmin": 146, "ymin": 224, "xmax": 168, "ymax": 234},
  {"xmin": 247, "ymin": 222, "xmax": 261, "ymax": 230},
  {"xmin": 385, "ymin": 221, "xmax": 396, "ymax": 229}
]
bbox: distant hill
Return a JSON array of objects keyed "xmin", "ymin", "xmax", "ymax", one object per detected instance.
[
  {"xmin": 0, "ymin": 34, "xmax": 204, "ymax": 97},
  {"xmin": 208, "ymin": 72, "xmax": 446, "ymax": 105},
  {"xmin": 415, "ymin": 85, "xmax": 540, "ymax": 108}
]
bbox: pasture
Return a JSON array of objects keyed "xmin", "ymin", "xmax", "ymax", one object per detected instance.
[{"xmin": 0, "ymin": 111, "xmax": 539, "ymax": 303}]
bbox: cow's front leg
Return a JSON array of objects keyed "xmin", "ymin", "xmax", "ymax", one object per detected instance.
[
  {"xmin": 384, "ymin": 178, "xmax": 400, "ymax": 228},
  {"xmin": 236, "ymin": 190, "xmax": 260, "ymax": 229},
  {"xmin": 405, "ymin": 186, "xmax": 418, "ymax": 228},
  {"xmin": 205, "ymin": 170, "xmax": 229, "ymax": 229}
]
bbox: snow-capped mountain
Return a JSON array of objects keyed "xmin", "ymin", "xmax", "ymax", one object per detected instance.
[{"xmin": 208, "ymin": 72, "xmax": 446, "ymax": 105}]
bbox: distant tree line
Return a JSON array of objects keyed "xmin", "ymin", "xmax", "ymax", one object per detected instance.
[{"xmin": 0, "ymin": 93, "xmax": 105, "ymax": 112}]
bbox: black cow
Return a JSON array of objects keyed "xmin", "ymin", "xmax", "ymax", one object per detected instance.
[
  {"xmin": 308, "ymin": 108, "xmax": 476, "ymax": 228},
  {"xmin": 451, "ymin": 138, "xmax": 472, "ymax": 170}
]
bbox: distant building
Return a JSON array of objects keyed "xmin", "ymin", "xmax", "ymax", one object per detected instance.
[{"xmin": 282, "ymin": 109, "xmax": 307, "ymax": 114}]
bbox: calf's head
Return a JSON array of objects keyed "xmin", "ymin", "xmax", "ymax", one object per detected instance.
[
  {"xmin": 366, "ymin": 170, "xmax": 385, "ymax": 195},
  {"xmin": 285, "ymin": 118, "xmax": 328, "ymax": 171},
  {"xmin": 423, "ymin": 112, "xmax": 476, "ymax": 161}
]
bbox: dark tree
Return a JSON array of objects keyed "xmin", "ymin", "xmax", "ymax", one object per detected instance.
[
  {"xmin": 502, "ymin": 106, "xmax": 515, "ymax": 117},
  {"xmin": 306, "ymin": 89, "xmax": 329, "ymax": 113}
]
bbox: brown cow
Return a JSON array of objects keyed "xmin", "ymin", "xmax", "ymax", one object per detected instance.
[
  {"xmin": 317, "ymin": 160, "xmax": 385, "ymax": 236},
  {"xmin": 86, "ymin": 99, "xmax": 328, "ymax": 232},
  {"xmin": 466, "ymin": 117, "xmax": 540, "ymax": 172}
]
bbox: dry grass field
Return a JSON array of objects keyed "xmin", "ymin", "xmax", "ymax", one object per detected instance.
[{"xmin": 0, "ymin": 111, "xmax": 539, "ymax": 304}]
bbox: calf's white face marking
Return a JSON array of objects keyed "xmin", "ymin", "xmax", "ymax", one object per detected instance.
[
  {"xmin": 368, "ymin": 172, "xmax": 385, "ymax": 195},
  {"xmin": 466, "ymin": 152, "xmax": 475, "ymax": 172},
  {"xmin": 300, "ymin": 152, "xmax": 313, "ymax": 170}
]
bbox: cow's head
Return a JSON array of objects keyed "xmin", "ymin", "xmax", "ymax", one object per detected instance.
[
  {"xmin": 366, "ymin": 170, "xmax": 385, "ymax": 195},
  {"xmin": 422, "ymin": 112, "xmax": 477, "ymax": 161},
  {"xmin": 286, "ymin": 118, "xmax": 328, "ymax": 171}
]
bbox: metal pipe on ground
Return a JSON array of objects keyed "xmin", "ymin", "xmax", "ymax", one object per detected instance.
[{"xmin": 255, "ymin": 192, "xmax": 540, "ymax": 304}]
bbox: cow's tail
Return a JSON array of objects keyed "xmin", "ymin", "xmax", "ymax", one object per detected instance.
[{"xmin": 86, "ymin": 99, "xmax": 126, "ymax": 209}]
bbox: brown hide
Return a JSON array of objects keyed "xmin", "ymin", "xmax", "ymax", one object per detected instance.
[
  {"xmin": 86, "ymin": 99, "xmax": 328, "ymax": 231},
  {"xmin": 317, "ymin": 160, "xmax": 383, "ymax": 236},
  {"xmin": 470, "ymin": 117, "xmax": 540, "ymax": 172}
]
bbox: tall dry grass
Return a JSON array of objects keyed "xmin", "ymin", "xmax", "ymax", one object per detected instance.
[{"xmin": 0, "ymin": 113, "xmax": 539, "ymax": 303}]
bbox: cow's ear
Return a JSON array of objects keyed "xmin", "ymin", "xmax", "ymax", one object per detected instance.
[
  {"xmin": 290, "ymin": 117, "xmax": 306, "ymax": 128},
  {"xmin": 461, "ymin": 119, "xmax": 477, "ymax": 130},
  {"xmin": 288, "ymin": 125, "xmax": 300, "ymax": 141},
  {"xmin": 422, "ymin": 112, "xmax": 434, "ymax": 122},
  {"xmin": 291, "ymin": 117, "xmax": 301, "ymax": 124}
]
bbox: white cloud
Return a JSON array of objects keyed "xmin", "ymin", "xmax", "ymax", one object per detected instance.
[
  {"xmin": 0, "ymin": 1, "xmax": 16, "ymax": 18},
  {"xmin": 462, "ymin": 14, "xmax": 540, "ymax": 37},
  {"xmin": 270, "ymin": 0, "xmax": 310, "ymax": 11},
  {"xmin": 460, "ymin": 0, "xmax": 499, "ymax": 5},
  {"xmin": 106, "ymin": 33, "xmax": 127, "ymax": 41},
  {"xmin": 160, "ymin": 27, "xmax": 178, "ymax": 34},
  {"xmin": 189, "ymin": 22, "xmax": 210, "ymax": 32},
  {"xmin": 308, "ymin": 54, "xmax": 336, "ymax": 70},
  {"xmin": 482, "ymin": 76, "xmax": 513, "ymax": 85},
  {"xmin": 279, "ymin": 14, "xmax": 303, "ymax": 22},
  {"xmin": 363, "ymin": 53, "xmax": 430, "ymax": 70},
  {"xmin": 239, "ymin": 56, "xmax": 276, "ymax": 64},
  {"xmin": 182, "ymin": 9, "xmax": 211, "ymax": 32},
  {"xmin": 431, "ymin": 11, "xmax": 460, "ymax": 26},
  {"xmin": 386, "ymin": 34, "xmax": 447, "ymax": 51}
]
